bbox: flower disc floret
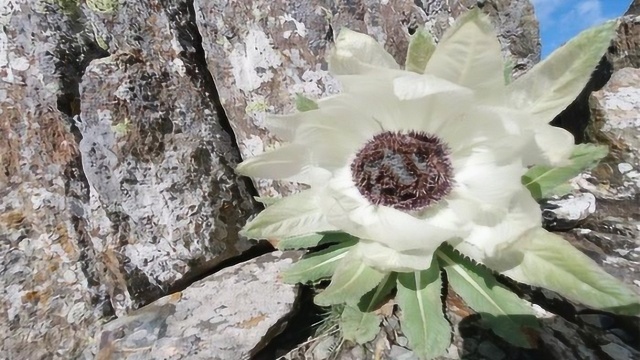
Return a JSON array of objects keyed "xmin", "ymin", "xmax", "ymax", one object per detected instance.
[{"xmin": 351, "ymin": 131, "xmax": 453, "ymax": 211}]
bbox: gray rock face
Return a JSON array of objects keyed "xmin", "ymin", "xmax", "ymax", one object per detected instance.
[
  {"xmin": 542, "ymin": 192, "xmax": 596, "ymax": 231},
  {"xmin": 588, "ymin": 68, "xmax": 640, "ymax": 169},
  {"xmin": 569, "ymin": 67, "xmax": 640, "ymax": 292},
  {"xmin": 78, "ymin": 0, "xmax": 258, "ymax": 315},
  {"xmin": 1, "ymin": 0, "xmax": 258, "ymax": 358},
  {"xmin": 608, "ymin": 14, "xmax": 640, "ymax": 72},
  {"xmin": 0, "ymin": 3, "xmax": 110, "ymax": 359},
  {"xmin": 194, "ymin": 0, "xmax": 540, "ymax": 196},
  {"xmin": 95, "ymin": 251, "xmax": 299, "ymax": 360}
]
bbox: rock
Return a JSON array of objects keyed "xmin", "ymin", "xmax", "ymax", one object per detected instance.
[
  {"xmin": 1, "ymin": 0, "xmax": 259, "ymax": 358},
  {"xmin": 628, "ymin": 0, "xmax": 640, "ymax": 16},
  {"xmin": 95, "ymin": 251, "xmax": 299, "ymax": 360},
  {"xmin": 541, "ymin": 192, "xmax": 596, "ymax": 230},
  {"xmin": 568, "ymin": 67, "xmax": 640, "ymax": 292},
  {"xmin": 78, "ymin": 0, "xmax": 259, "ymax": 314},
  {"xmin": 607, "ymin": 12, "xmax": 640, "ymax": 71},
  {"xmin": 588, "ymin": 68, "xmax": 640, "ymax": 169},
  {"xmin": 194, "ymin": 0, "xmax": 541, "ymax": 196},
  {"xmin": 0, "ymin": 3, "xmax": 111, "ymax": 359}
]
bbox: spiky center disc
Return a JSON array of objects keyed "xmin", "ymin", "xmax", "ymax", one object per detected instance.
[{"xmin": 350, "ymin": 131, "xmax": 454, "ymax": 211}]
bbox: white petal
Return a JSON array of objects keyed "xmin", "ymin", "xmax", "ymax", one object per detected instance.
[
  {"xmin": 508, "ymin": 22, "xmax": 616, "ymax": 123},
  {"xmin": 329, "ymin": 28, "xmax": 400, "ymax": 75},
  {"xmin": 321, "ymin": 168, "xmax": 467, "ymax": 253},
  {"xmin": 241, "ymin": 189, "xmax": 340, "ymax": 239},
  {"xmin": 352, "ymin": 240, "xmax": 435, "ymax": 272},
  {"xmin": 263, "ymin": 112, "xmax": 304, "ymax": 141},
  {"xmin": 236, "ymin": 144, "xmax": 332, "ymax": 185},
  {"xmin": 434, "ymin": 105, "xmax": 514, "ymax": 155},
  {"xmin": 452, "ymin": 188, "xmax": 541, "ymax": 263},
  {"xmin": 337, "ymin": 74, "xmax": 474, "ymax": 135},
  {"xmin": 293, "ymin": 103, "xmax": 381, "ymax": 170},
  {"xmin": 523, "ymin": 125, "xmax": 575, "ymax": 167},
  {"xmin": 451, "ymin": 150, "xmax": 526, "ymax": 209},
  {"xmin": 424, "ymin": 9, "xmax": 505, "ymax": 103},
  {"xmin": 393, "ymin": 73, "xmax": 471, "ymax": 100}
]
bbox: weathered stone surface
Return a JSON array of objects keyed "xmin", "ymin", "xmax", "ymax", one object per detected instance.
[
  {"xmin": 78, "ymin": 0, "xmax": 258, "ymax": 315},
  {"xmin": 1, "ymin": 0, "xmax": 259, "ymax": 357},
  {"xmin": 95, "ymin": 251, "xmax": 299, "ymax": 360},
  {"xmin": 542, "ymin": 192, "xmax": 596, "ymax": 231},
  {"xmin": 195, "ymin": 0, "xmax": 540, "ymax": 196},
  {"xmin": 588, "ymin": 68, "xmax": 640, "ymax": 169},
  {"xmin": 608, "ymin": 15, "xmax": 640, "ymax": 71},
  {"xmin": 562, "ymin": 67, "xmax": 640, "ymax": 293},
  {"xmin": 0, "ymin": 2, "xmax": 111, "ymax": 359},
  {"xmin": 628, "ymin": 0, "xmax": 640, "ymax": 16}
]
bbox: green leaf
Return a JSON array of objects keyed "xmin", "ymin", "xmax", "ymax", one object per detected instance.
[
  {"xmin": 502, "ymin": 229, "xmax": 640, "ymax": 315},
  {"xmin": 283, "ymin": 239, "xmax": 357, "ymax": 284},
  {"xmin": 315, "ymin": 255, "xmax": 385, "ymax": 306},
  {"xmin": 358, "ymin": 273, "xmax": 397, "ymax": 312},
  {"xmin": 522, "ymin": 143, "xmax": 608, "ymax": 200},
  {"xmin": 503, "ymin": 57, "xmax": 514, "ymax": 85},
  {"xmin": 277, "ymin": 232, "xmax": 356, "ymax": 250},
  {"xmin": 340, "ymin": 305, "xmax": 381, "ymax": 344},
  {"xmin": 396, "ymin": 259, "xmax": 451, "ymax": 360},
  {"xmin": 295, "ymin": 93, "xmax": 319, "ymax": 112},
  {"xmin": 438, "ymin": 246, "xmax": 538, "ymax": 348},
  {"xmin": 405, "ymin": 28, "xmax": 436, "ymax": 74},
  {"xmin": 340, "ymin": 273, "xmax": 396, "ymax": 344},
  {"xmin": 240, "ymin": 189, "xmax": 338, "ymax": 240},
  {"xmin": 509, "ymin": 21, "xmax": 616, "ymax": 122}
]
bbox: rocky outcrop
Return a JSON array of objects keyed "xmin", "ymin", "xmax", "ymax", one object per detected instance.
[
  {"xmin": 78, "ymin": 0, "xmax": 259, "ymax": 315},
  {"xmin": 94, "ymin": 251, "xmax": 299, "ymax": 360},
  {"xmin": 1, "ymin": 3, "xmax": 111, "ymax": 358},
  {"xmin": 1, "ymin": 0, "xmax": 257, "ymax": 358},
  {"xmin": 607, "ymin": 13, "xmax": 640, "ymax": 71},
  {"xmin": 194, "ymin": 0, "xmax": 541, "ymax": 196}
]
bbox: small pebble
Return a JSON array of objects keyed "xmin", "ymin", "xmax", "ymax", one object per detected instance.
[{"xmin": 617, "ymin": 163, "xmax": 633, "ymax": 174}]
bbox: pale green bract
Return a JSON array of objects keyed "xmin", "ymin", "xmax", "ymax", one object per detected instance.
[
  {"xmin": 522, "ymin": 144, "xmax": 608, "ymax": 200},
  {"xmin": 236, "ymin": 8, "xmax": 638, "ymax": 359}
]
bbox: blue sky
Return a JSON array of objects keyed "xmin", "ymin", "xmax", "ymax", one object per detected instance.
[{"xmin": 531, "ymin": 0, "xmax": 631, "ymax": 57}]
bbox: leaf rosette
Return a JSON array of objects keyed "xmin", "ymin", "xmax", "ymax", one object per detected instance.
[{"xmin": 236, "ymin": 8, "xmax": 638, "ymax": 359}]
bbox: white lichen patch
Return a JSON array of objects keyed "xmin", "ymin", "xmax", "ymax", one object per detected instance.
[
  {"xmin": 170, "ymin": 58, "xmax": 186, "ymax": 77},
  {"xmin": 242, "ymin": 134, "xmax": 265, "ymax": 157},
  {"xmin": 618, "ymin": 162, "xmax": 633, "ymax": 174},
  {"xmin": 279, "ymin": 14, "xmax": 307, "ymax": 39},
  {"xmin": 601, "ymin": 85, "xmax": 640, "ymax": 131},
  {"xmin": 229, "ymin": 27, "xmax": 282, "ymax": 93},
  {"xmin": 0, "ymin": 0, "xmax": 27, "ymax": 25},
  {"xmin": 546, "ymin": 193, "xmax": 596, "ymax": 222}
]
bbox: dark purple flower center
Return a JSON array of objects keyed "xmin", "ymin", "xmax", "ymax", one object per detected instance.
[{"xmin": 350, "ymin": 131, "xmax": 454, "ymax": 211}]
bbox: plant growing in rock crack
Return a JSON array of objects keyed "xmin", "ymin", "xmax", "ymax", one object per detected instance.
[{"xmin": 237, "ymin": 9, "xmax": 640, "ymax": 360}]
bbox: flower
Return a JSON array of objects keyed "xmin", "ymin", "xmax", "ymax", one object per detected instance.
[{"xmin": 237, "ymin": 10, "xmax": 615, "ymax": 273}]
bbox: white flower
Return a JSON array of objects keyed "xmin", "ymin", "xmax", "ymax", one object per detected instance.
[{"xmin": 237, "ymin": 10, "xmax": 615, "ymax": 273}]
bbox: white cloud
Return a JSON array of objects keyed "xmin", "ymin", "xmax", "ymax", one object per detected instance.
[
  {"xmin": 531, "ymin": 0, "xmax": 605, "ymax": 27},
  {"xmin": 530, "ymin": 0, "xmax": 563, "ymax": 24},
  {"xmin": 573, "ymin": 0, "xmax": 606, "ymax": 27}
]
